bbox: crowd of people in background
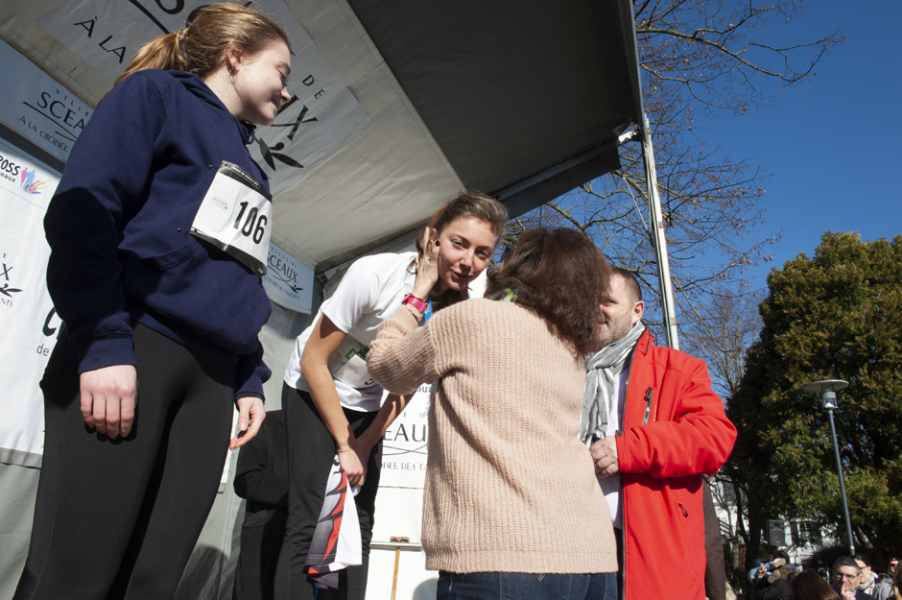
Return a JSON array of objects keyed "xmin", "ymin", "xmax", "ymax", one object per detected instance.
[{"xmin": 747, "ymin": 553, "xmax": 902, "ymax": 600}]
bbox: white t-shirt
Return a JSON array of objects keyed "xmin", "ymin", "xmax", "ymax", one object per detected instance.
[
  {"xmin": 598, "ymin": 358, "xmax": 630, "ymax": 529},
  {"xmin": 284, "ymin": 251, "xmax": 417, "ymax": 412}
]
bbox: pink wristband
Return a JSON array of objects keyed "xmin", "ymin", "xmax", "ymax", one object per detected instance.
[{"xmin": 402, "ymin": 294, "xmax": 428, "ymax": 314}]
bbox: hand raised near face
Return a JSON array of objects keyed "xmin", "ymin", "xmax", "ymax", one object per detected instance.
[{"xmin": 412, "ymin": 226, "xmax": 439, "ymax": 300}]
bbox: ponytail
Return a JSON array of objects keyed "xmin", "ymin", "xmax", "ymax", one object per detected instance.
[
  {"xmin": 115, "ymin": 31, "xmax": 187, "ymax": 86},
  {"xmin": 114, "ymin": 3, "xmax": 290, "ymax": 87}
]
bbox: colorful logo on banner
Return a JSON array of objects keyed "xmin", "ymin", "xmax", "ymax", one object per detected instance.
[{"xmin": 20, "ymin": 168, "xmax": 46, "ymax": 195}]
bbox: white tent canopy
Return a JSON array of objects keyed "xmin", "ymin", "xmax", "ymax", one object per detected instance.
[{"xmin": 1, "ymin": 0, "xmax": 643, "ymax": 273}]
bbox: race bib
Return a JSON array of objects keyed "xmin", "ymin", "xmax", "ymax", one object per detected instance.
[
  {"xmin": 191, "ymin": 161, "xmax": 272, "ymax": 276},
  {"xmin": 328, "ymin": 337, "xmax": 376, "ymax": 389}
]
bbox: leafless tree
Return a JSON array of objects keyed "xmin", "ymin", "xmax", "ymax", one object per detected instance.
[{"xmin": 514, "ymin": 0, "xmax": 841, "ymax": 335}]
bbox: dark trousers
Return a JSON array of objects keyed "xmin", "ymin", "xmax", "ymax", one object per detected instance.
[
  {"xmin": 233, "ymin": 508, "xmax": 288, "ymax": 600},
  {"xmin": 703, "ymin": 481, "xmax": 727, "ymax": 600},
  {"xmin": 614, "ymin": 527, "xmax": 624, "ymax": 600},
  {"xmin": 437, "ymin": 572, "xmax": 617, "ymax": 600},
  {"xmin": 274, "ymin": 385, "xmax": 382, "ymax": 600},
  {"xmin": 14, "ymin": 324, "xmax": 236, "ymax": 600}
]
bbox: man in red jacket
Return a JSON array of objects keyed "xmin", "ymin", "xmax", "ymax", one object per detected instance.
[{"xmin": 580, "ymin": 267, "xmax": 737, "ymax": 600}]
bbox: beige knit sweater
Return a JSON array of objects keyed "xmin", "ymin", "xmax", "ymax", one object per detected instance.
[{"xmin": 368, "ymin": 298, "xmax": 618, "ymax": 574}]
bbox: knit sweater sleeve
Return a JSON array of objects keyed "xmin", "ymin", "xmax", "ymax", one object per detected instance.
[{"xmin": 367, "ymin": 304, "xmax": 442, "ymax": 395}]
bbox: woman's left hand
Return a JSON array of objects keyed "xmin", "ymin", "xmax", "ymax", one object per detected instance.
[
  {"xmin": 230, "ymin": 396, "xmax": 266, "ymax": 449},
  {"xmin": 339, "ymin": 447, "xmax": 366, "ymax": 488},
  {"xmin": 353, "ymin": 437, "xmax": 374, "ymax": 478},
  {"xmin": 412, "ymin": 225, "xmax": 439, "ymax": 300}
]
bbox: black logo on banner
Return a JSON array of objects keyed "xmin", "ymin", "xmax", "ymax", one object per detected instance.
[
  {"xmin": 37, "ymin": 308, "xmax": 63, "ymax": 357},
  {"xmin": 0, "ymin": 257, "xmax": 23, "ymax": 306},
  {"xmin": 256, "ymin": 95, "xmax": 319, "ymax": 171},
  {"xmin": 73, "ymin": 17, "xmax": 128, "ymax": 64},
  {"xmin": 267, "ymin": 254, "xmax": 303, "ymax": 294},
  {"xmin": 20, "ymin": 90, "xmax": 91, "ymax": 153}
]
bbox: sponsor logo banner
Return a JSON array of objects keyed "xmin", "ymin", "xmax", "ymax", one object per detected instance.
[
  {"xmin": 379, "ymin": 384, "xmax": 431, "ymax": 489},
  {"xmin": 0, "ymin": 40, "xmax": 92, "ymax": 162},
  {"xmin": 38, "ymin": 0, "xmax": 371, "ymax": 193},
  {"xmin": 264, "ymin": 243, "xmax": 314, "ymax": 314},
  {"xmin": 0, "ymin": 138, "xmax": 61, "ymax": 465}
]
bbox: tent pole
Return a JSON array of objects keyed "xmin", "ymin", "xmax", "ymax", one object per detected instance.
[{"xmin": 641, "ymin": 113, "xmax": 680, "ymax": 350}]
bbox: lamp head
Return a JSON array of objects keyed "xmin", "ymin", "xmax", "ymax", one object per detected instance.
[{"xmin": 801, "ymin": 379, "xmax": 848, "ymax": 412}]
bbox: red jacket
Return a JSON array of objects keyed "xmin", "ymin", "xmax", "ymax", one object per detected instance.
[{"xmin": 615, "ymin": 330, "xmax": 737, "ymax": 600}]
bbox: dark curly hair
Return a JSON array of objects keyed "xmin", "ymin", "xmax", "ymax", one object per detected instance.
[{"xmin": 485, "ymin": 227, "xmax": 610, "ymax": 355}]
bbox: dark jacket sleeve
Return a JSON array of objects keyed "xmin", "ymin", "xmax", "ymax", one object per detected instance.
[
  {"xmin": 755, "ymin": 579, "xmax": 790, "ymax": 600},
  {"xmin": 235, "ymin": 340, "xmax": 272, "ymax": 400},
  {"xmin": 233, "ymin": 412, "xmax": 289, "ymax": 508},
  {"xmin": 704, "ymin": 480, "xmax": 727, "ymax": 600},
  {"xmin": 44, "ymin": 73, "xmax": 165, "ymax": 373}
]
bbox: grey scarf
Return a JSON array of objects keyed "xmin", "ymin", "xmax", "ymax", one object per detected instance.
[{"xmin": 579, "ymin": 321, "xmax": 646, "ymax": 445}]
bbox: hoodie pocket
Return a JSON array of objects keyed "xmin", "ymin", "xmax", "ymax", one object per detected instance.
[{"xmin": 135, "ymin": 235, "xmax": 197, "ymax": 271}]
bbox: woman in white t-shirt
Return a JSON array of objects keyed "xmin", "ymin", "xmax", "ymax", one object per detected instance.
[{"xmin": 276, "ymin": 193, "xmax": 508, "ymax": 600}]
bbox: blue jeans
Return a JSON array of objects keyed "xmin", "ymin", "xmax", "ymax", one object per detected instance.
[{"xmin": 437, "ymin": 571, "xmax": 617, "ymax": 600}]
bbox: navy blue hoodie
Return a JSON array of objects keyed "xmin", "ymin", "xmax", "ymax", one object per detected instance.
[{"xmin": 44, "ymin": 69, "xmax": 272, "ymax": 397}]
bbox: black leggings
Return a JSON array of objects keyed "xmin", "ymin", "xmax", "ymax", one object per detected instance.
[
  {"xmin": 14, "ymin": 324, "xmax": 236, "ymax": 600},
  {"xmin": 275, "ymin": 385, "xmax": 382, "ymax": 600}
]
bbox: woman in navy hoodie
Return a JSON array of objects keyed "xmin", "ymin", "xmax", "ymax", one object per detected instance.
[{"xmin": 14, "ymin": 5, "xmax": 292, "ymax": 599}]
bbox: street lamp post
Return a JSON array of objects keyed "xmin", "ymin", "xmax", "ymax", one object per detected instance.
[{"xmin": 801, "ymin": 379, "xmax": 854, "ymax": 556}]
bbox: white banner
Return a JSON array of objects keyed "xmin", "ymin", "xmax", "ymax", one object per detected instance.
[
  {"xmin": 264, "ymin": 243, "xmax": 314, "ymax": 314},
  {"xmin": 0, "ymin": 139, "xmax": 62, "ymax": 466},
  {"xmin": 0, "ymin": 40, "xmax": 92, "ymax": 163},
  {"xmin": 38, "ymin": 0, "xmax": 370, "ymax": 193},
  {"xmin": 379, "ymin": 384, "xmax": 431, "ymax": 489},
  {"xmin": 375, "ymin": 273, "xmax": 489, "ymax": 488}
]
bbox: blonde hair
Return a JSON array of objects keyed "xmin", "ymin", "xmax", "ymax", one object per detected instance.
[
  {"xmin": 415, "ymin": 192, "xmax": 508, "ymax": 256},
  {"xmin": 115, "ymin": 3, "xmax": 290, "ymax": 86}
]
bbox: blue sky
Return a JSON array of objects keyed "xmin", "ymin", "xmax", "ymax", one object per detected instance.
[{"xmin": 693, "ymin": 0, "xmax": 902, "ymax": 291}]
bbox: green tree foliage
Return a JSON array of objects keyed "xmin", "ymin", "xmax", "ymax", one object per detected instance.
[{"xmin": 729, "ymin": 233, "xmax": 902, "ymax": 566}]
